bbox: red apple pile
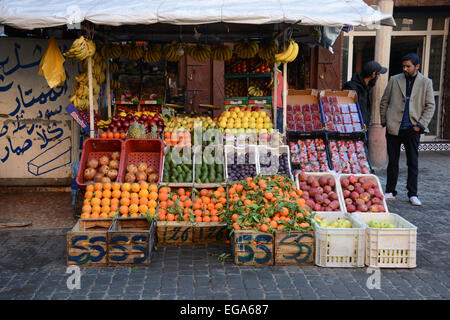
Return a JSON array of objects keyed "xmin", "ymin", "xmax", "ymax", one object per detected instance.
[
  {"xmin": 340, "ymin": 175, "xmax": 386, "ymax": 213},
  {"xmin": 107, "ymin": 113, "xmax": 164, "ymax": 134},
  {"xmin": 297, "ymin": 172, "xmax": 341, "ymax": 212}
]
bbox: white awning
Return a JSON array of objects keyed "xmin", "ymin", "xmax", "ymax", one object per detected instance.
[{"xmin": 0, "ymin": 0, "xmax": 394, "ymax": 30}]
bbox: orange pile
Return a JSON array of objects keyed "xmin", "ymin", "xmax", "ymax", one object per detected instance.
[
  {"xmin": 163, "ymin": 131, "xmax": 191, "ymax": 147},
  {"xmin": 225, "ymin": 175, "xmax": 313, "ymax": 233},
  {"xmin": 80, "ymin": 182, "xmax": 158, "ymax": 219},
  {"xmin": 157, "ymin": 187, "xmax": 226, "ymax": 222}
]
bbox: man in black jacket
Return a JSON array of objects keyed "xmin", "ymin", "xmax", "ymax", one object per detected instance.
[{"xmin": 343, "ymin": 61, "xmax": 387, "ymax": 128}]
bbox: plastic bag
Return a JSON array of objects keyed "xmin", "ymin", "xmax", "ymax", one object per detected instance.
[{"xmin": 38, "ymin": 37, "xmax": 66, "ymax": 88}]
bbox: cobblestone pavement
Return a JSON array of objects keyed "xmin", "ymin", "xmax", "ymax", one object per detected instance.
[{"xmin": 0, "ymin": 151, "xmax": 449, "ymax": 300}]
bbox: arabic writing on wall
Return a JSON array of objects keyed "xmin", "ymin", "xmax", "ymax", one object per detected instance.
[{"xmin": 0, "ymin": 38, "xmax": 76, "ymax": 178}]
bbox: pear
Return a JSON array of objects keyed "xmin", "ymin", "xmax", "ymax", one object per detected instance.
[{"xmin": 329, "ymin": 221, "xmax": 340, "ymax": 228}]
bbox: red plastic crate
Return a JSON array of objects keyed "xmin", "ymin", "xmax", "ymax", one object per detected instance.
[
  {"xmin": 76, "ymin": 138, "xmax": 125, "ymax": 191},
  {"xmin": 119, "ymin": 139, "xmax": 164, "ymax": 184}
]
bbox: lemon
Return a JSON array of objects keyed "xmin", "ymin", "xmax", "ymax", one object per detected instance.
[
  {"xmin": 242, "ymin": 122, "xmax": 249, "ymax": 129},
  {"xmin": 249, "ymin": 122, "xmax": 256, "ymax": 129},
  {"xmin": 259, "ymin": 111, "xmax": 266, "ymax": 118},
  {"xmin": 257, "ymin": 117, "xmax": 264, "ymax": 124},
  {"xmin": 223, "ymin": 111, "xmax": 231, "ymax": 118},
  {"xmin": 263, "ymin": 116, "xmax": 271, "ymax": 123},
  {"xmin": 256, "ymin": 123, "xmax": 264, "ymax": 130}
]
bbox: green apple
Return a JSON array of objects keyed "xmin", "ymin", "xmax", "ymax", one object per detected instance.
[
  {"xmin": 319, "ymin": 219, "xmax": 329, "ymax": 228},
  {"xmin": 340, "ymin": 220, "xmax": 352, "ymax": 228},
  {"xmin": 329, "ymin": 221, "xmax": 339, "ymax": 228}
]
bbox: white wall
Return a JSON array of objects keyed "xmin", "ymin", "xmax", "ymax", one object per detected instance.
[{"xmin": 0, "ymin": 37, "xmax": 80, "ymax": 184}]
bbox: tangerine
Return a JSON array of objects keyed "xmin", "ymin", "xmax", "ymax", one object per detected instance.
[
  {"xmin": 86, "ymin": 184, "xmax": 94, "ymax": 192},
  {"xmin": 129, "ymin": 204, "xmax": 139, "ymax": 214},
  {"xmin": 131, "ymin": 183, "xmax": 140, "ymax": 193},
  {"xmin": 94, "ymin": 183, "xmax": 103, "ymax": 191},
  {"xmin": 121, "ymin": 183, "xmax": 131, "ymax": 192}
]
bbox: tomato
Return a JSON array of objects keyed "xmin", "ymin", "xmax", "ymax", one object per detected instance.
[
  {"xmin": 114, "ymin": 132, "xmax": 121, "ymax": 139},
  {"xmin": 100, "ymin": 132, "xmax": 107, "ymax": 139},
  {"xmin": 107, "ymin": 132, "xmax": 114, "ymax": 139},
  {"xmin": 120, "ymin": 132, "xmax": 126, "ymax": 139}
]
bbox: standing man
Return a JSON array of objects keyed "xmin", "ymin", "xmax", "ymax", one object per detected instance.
[
  {"xmin": 380, "ymin": 53, "xmax": 435, "ymax": 206},
  {"xmin": 343, "ymin": 61, "xmax": 387, "ymax": 129}
]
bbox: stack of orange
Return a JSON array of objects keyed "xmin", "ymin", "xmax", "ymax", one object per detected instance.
[
  {"xmin": 191, "ymin": 187, "xmax": 227, "ymax": 223},
  {"xmin": 80, "ymin": 182, "xmax": 158, "ymax": 219},
  {"xmin": 225, "ymin": 175, "xmax": 314, "ymax": 233},
  {"xmin": 157, "ymin": 187, "xmax": 193, "ymax": 222},
  {"xmin": 163, "ymin": 130, "xmax": 191, "ymax": 147}
]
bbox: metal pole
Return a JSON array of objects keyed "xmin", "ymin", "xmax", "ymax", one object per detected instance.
[
  {"xmin": 88, "ymin": 56, "xmax": 95, "ymax": 138},
  {"xmin": 273, "ymin": 63, "xmax": 278, "ymax": 130},
  {"xmin": 106, "ymin": 59, "xmax": 111, "ymax": 119}
]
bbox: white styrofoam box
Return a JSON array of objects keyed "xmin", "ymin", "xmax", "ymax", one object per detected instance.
[
  {"xmin": 257, "ymin": 145, "xmax": 294, "ymax": 181},
  {"xmin": 338, "ymin": 173, "xmax": 389, "ymax": 214},
  {"xmin": 295, "ymin": 171, "xmax": 346, "ymax": 215},
  {"xmin": 352, "ymin": 212, "xmax": 417, "ymax": 268},
  {"xmin": 224, "ymin": 144, "xmax": 259, "ymax": 183},
  {"xmin": 160, "ymin": 145, "xmax": 194, "ymax": 186},
  {"xmin": 313, "ymin": 212, "xmax": 366, "ymax": 268}
]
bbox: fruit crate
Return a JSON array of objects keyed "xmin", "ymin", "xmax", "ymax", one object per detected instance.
[
  {"xmin": 287, "ymin": 131, "xmax": 333, "ymax": 173},
  {"xmin": 192, "ymin": 145, "xmax": 227, "ymax": 188},
  {"xmin": 258, "ymin": 145, "xmax": 294, "ymax": 181},
  {"xmin": 313, "ymin": 212, "xmax": 365, "ymax": 268},
  {"xmin": 274, "ymin": 230, "xmax": 314, "ymax": 265},
  {"xmin": 232, "ymin": 230, "xmax": 274, "ymax": 266},
  {"xmin": 156, "ymin": 221, "xmax": 195, "ymax": 244},
  {"xmin": 326, "ymin": 133, "xmax": 373, "ymax": 174},
  {"xmin": 352, "ymin": 212, "xmax": 417, "ymax": 268},
  {"xmin": 160, "ymin": 145, "xmax": 194, "ymax": 187},
  {"xmin": 338, "ymin": 174, "xmax": 389, "ymax": 214},
  {"xmin": 108, "ymin": 217, "xmax": 155, "ymax": 266},
  {"xmin": 224, "ymin": 145, "xmax": 259, "ymax": 183},
  {"xmin": 192, "ymin": 222, "xmax": 230, "ymax": 243},
  {"xmin": 76, "ymin": 138, "xmax": 124, "ymax": 191},
  {"xmin": 319, "ymin": 90, "xmax": 366, "ymax": 135},
  {"xmin": 295, "ymin": 172, "xmax": 346, "ymax": 215},
  {"xmin": 67, "ymin": 218, "xmax": 113, "ymax": 266},
  {"xmin": 119, "ymin": 139, "xmax": 163, "ymax": 184}
]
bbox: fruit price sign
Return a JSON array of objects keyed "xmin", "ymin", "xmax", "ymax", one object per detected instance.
[
  {"xmin": 274, "ymin": 231, "xmax": 314, "ymax": 265},
  {"xmin": 233, "ymin": 230, "xmax": 274, "ymax": 266}
]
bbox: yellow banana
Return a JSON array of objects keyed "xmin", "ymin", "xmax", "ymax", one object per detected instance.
[
  {"xmin": 275, "ymin": 40, "xmax": 294, "ymax": 62},
  {"xmin": 284, "ymin": 41, "xmax": 299, "ymax": 63}
]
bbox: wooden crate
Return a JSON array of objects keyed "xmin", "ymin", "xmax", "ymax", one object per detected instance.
[
  {"xmin": 108, "ymin": 218, "xmax": 155, "ymax": 266},
  {"xmin": 193, "ymin": 222, "xmax": 229, "ymax": 243},
  {"xmin": 233, "ymin": 230, "xmax": 274, "ymax": 266},
  {"xmin": 274, "ymin": 230, "xmax": 315, "ymax": 265},
  {"xmin": 67, "ymin": 219, "xmax": 113, "ymax": 266},
  {"xmin": 156, "ymin": 221, "xmax": 194, "ymax": 244}
]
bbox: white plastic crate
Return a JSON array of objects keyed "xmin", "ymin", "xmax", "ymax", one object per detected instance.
[
  {"xmin": 313, "ymin": 212, "xmax": 366, "ymax": 268},
  {"xmin": 192, "ymin": 144, "xmax": 226, "ymax": 187},
  {"xmin": 338, "ymin": 173, "xmax": 389, "ymax": 214},
  {"xmin": 295, "ymin": 171, "xmax": 346, "ymax": 214},
  {"xmin": 258, "ymin": 145, "xmax": 294, "ymax": 180},
  {"xmin": 352, "ymin": 212, "xmax": 417, "ymax": 268},
  {"xmin": 224, "ymin": 145, "xmax": 259, "ymax": 183}
]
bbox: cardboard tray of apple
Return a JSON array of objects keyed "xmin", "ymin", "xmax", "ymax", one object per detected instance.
[
  {"xmin": 108, "ymin": 112, "xmax": 165, "ymax": 136},
  {"xmin": 288, "ymin": 132, "xmax": 332, "ymax": 173},
  {"xmin": 327, "ymin": 134, "xmax": 373, "ymax": 174},
  {"xmin": 295, "ymin": 172, "xmax": 345, "ymax": 214},
  {"xmin": 339, "ymin": 174, "xmax": 388, "ymax": 214},
  {"xmin": 312, "ymin": 212, "xmax": 366, "ymax": 268},
  {"xmin": 351, "ymin": 212, "xmax": 417, "ymax": 268}
]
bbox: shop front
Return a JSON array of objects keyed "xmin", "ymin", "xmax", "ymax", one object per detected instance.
[{"xmin": 342, "ymin": 14, "xmax": 449, "ymax": 141}]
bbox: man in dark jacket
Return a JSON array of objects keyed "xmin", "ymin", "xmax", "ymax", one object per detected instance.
[{"xmin": 343, "ymin": 61, "xmax": 388, "ymax": 127}]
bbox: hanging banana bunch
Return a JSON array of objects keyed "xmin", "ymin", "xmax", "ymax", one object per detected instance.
[
  {"xmin": 233, "ymin": 40, "xmax": 259, "ymax": 59},
  {"xmin": 211, "ymin": 44, "xmax": 233, "ymax": 61},
  {"xmin": 100, "ymin": 43, "xmax": 122, "ymax": 59},
  {"xmin": 64, "ymin": 36, "xmax": 96, "ymax": 61},
  {"xmin": 123, "ymin": 42, "xmax": 144, "ymax": 60},
  {"xmin": 143, "ymin": 43, "xmax": 162, "ymax": 63},
  {"xmin": 274, "ymin": 40, "xmax": 299, "ymax": 64},
  {"xmin": 258, "ymin": 40, "xmax": 279, "ymax": 61},
  {"xmin": 189, "ymin": 44, "xmax": 212, "ymax": 62},
  {"xmin": 109, "ymin": 62, "xmax": 119, "ymax": 74},
  {"xmin": 110, "ymin": 79, "xmax": 120, "ymax": 90},
  {"xmin": 162, "ymin": 42, "xmax": 184, "ymax": 62}
]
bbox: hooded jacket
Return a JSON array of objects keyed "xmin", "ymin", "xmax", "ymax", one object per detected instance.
[{"xmin": 342, "ymin": 72, "xmax": 372, "ymax": 126}]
